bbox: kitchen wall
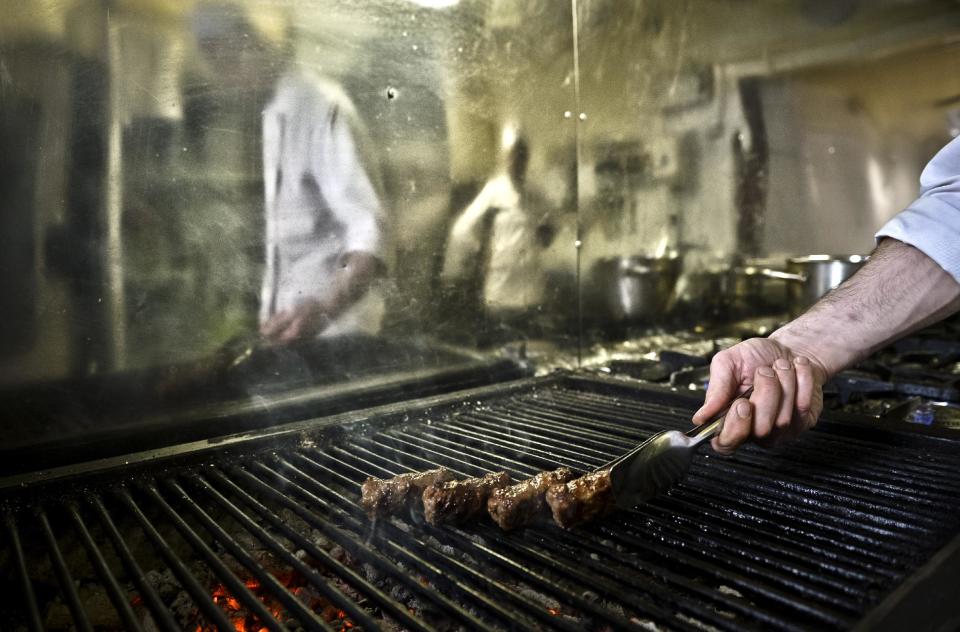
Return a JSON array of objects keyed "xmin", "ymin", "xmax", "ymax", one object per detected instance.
[{"xmin": 762, "ymin": 43, "xmax": 960, "ymax": 257}]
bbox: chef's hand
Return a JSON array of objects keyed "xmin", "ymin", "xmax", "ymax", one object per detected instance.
[
  {"xmin": 259, "ymin": 252, "xmax": 383, "ymax": 344},
  {"xmin": 260, "ymin": 298, "xmax": 332, "ymax": 344},
  {"xmin": 691, "ymin": 338, "xmax": 829, "ymax": 454}
]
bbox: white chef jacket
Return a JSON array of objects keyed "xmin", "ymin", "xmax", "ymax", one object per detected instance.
[
  {"xmin": 260, "ymin": 72, "xmax": 387, "ymax": 336},
  {"xmin": 441, "ymin": 175, "xmax": 550, "ymax": 311},
  {"xmin": 876, "ymin": 136, "xmax": 960, "ymax": 284}
]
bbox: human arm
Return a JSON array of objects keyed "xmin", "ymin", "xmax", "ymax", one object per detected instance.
[
  {"xmin": 440, "ymin": 184, "xmax": 496, "ymax": 282},
  {"xmin": 261, "ymin": 91, "xmax": 386, "ymax": 344},
  {"xmin": 260, "ymin": 251, "xmax": 383, "ymax": 343},
  {"xmin": 694, "ymin": 237, "xmax": 960, "ymax": 453},
  {"xmin": 694, "ymin": 136, "xmax": 960, "ymax": 453}
]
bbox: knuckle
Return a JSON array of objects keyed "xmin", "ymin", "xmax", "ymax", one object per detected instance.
[
  {"xmin": 776, "ymin": 412, "xmax": 793, "ymax": 430},
  {"xmin": 731, "ymin": 421, "xmax": 752, "ymax": 443}
]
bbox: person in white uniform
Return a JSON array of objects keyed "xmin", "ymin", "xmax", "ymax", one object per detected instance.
[
  {"xmin": 193, "ymin": 3, "xmax": 388, "ymax": 344},
  {"xmin": 695, "ymin": 136, "xmax": 960, "ymax": 453},
  {"xmin": 441, "ymin": 133, "xmax": 555, "ymax": 337}
]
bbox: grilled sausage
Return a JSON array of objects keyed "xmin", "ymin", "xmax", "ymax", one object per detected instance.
[
  {"xmin": 487, "ymin": 467, "xmax": 576, "ymax": 530},
  {"xmin": 360, "ymin": 468, "xmax": 456, "ymax": 517},
  {"xmin": 545, "ymin": 469, "xmax": 614, "ymax": 528},
  {"xmin": 422, "ymin": 471, "xmax": 512, "ymax": 525}
]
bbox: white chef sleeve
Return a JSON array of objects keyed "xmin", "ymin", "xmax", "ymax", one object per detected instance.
[
  {"xmin": 312, "ymin": 101, "xmax": 386, "ymax": 259},
  {"xmin": 876, "ymin": 136, "xmax": 960, "ymax": 283},
  {"xmin": 441, "ymin": 186, "xmax": 493, "ymax": 281}
]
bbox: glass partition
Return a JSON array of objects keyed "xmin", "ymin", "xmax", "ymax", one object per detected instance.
[
  {"xmin": 5, "ymin": 0, "xmax": 960, "ymax": 454},
  {"xmin": 0, "ymin": 0, "xmax": 579, "ymax": 453}
]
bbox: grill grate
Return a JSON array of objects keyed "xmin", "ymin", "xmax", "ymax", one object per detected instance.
[{"xmin": 3, "ymin": 375, "xmax": 960, "ymax": 631}]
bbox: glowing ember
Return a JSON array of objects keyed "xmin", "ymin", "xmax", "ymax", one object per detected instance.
[
  {"xmin": 548, "ymin": 607, "xmax": 560, "ymax": 616},
  {"xmin": 189, "ymin": 570, "xmax": 354, "ymax": 631}
]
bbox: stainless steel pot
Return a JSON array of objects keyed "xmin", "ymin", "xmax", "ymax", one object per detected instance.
[
  {"xmin": 729, "ymin": 265, "xmax": 791, "ymax": 313},
  {"xmin": 589, "ymin": 256, "xmax": 681, "ymax": 323},
  {"xmin": 782, "ymin": 254, "xmax": 867, "ymax": 317},
  {"xmin": 693, "ymin": 255, "xmax": 868, "ymax": 318}
]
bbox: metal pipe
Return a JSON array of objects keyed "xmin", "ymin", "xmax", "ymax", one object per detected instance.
[
  {"xmin": 140, "ymin": 484, "xmax": 290, "ymax": 632},
  {"xmin": 117, "ymin": 488, "xmax": 235, "ymax": 630},
  {"xmin": 67, "ymin": 505, "xmax": 144, "ymax": 631},
  {"xmin": 6, "ymin": 518, "xmax": 44, "ymax": 632},
  {"xmin": 103, "ymin": 1, "xmax": 126, "ymax": 370},
  {"xmin": 89, "ymin": 497, "xmax": 181, "ymax": 631},
  {"xmin": 197, "ymin": 470, "xmax": 421, "ymax": 632},
  {"xmin": 161, "ymin": 479, "xmax": 329, "ymax": 632},
  {"xmin": 38, "ymin": 509, "xmax": 94, "ymax": 632}
]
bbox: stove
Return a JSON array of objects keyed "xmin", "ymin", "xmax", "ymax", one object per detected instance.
[
  {"xmin": 3, "ymin": 374, "xmax": 960, "ymax": 630},
  {"xmin": 592, "ymin": 316, "xmax": 960, "ymax": 433}
]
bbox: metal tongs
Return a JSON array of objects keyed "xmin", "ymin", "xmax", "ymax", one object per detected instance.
[{"xmin": 607, "ymin": 387, "xmax": 754, "ymax": 509}]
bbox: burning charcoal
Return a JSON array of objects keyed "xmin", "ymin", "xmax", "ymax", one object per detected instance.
[
  {"xmin": 144, "ymin": 568, "xmax": 181, "ymax": 601},
  {"xmin": 170, "ymin": 590, "xmax": 199, "ymax": 628},
  {"xmin": 422, "ymin": 471, "xmax": 511, "ymax": 526},
  {"xmin": 545, "ymin": 469, "xmax": 614, "ymax": 528},
  {"xmin": 329, "ymin": 545, "xmax": 350, "ymax": 564},
  {"xmin": 486, "ymin": 467, "xmax": 576, "ymax": 530},
  {"xmin": 46, "ymin": 585, "xmax": 122, "ymax": 629},
  {"xmin": 360, "ymin": 468, "xmax": 456, "ymax": 517},
  {"xmin": 361, "ymin": 562, "xmax": 383, "ymax": 583}
]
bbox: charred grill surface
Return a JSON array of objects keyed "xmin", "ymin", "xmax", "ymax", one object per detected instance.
[
  {"xmin": 360, "ymin": 467, "xmax": 455, "ymax": 517},
  {"xmin": 422, "ymin": 471, "xmax": 511, "ymax": 525},
  {"xmin": 545, "ymin": 469, "xmax": 614, "ymax": 529},
  {"xmin": 487, "ymin": 467, "xmax": 576, "ymax": 530},
  {"xmin": 3, "ymin": 375, "xmax": 960, "ymax": 631}
]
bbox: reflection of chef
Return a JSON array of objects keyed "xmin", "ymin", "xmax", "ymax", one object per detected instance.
[
  {"xmin": 441, "ymin": 131, "xmax": 554, "ymax": 317},
  {"xmin": 193, "ymin": 3, "xmax": 388, "ymax": 343}
]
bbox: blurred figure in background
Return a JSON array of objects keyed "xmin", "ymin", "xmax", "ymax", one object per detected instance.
[
  {"xmin": 441, "ymin": 129, "xmax": 557, "ymax": 342},
  {"xmin": 192, "ymin": 2, "xmax": 388, "ymax": 344}
]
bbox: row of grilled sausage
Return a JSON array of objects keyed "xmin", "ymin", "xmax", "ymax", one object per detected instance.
[{"xmin": 360, "ymin": 466, "xmax": 613, "ymax": 530}]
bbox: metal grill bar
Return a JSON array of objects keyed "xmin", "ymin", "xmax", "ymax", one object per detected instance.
[
  {"xmin": 6, "ymin": 517, "xmax": 43, "ymax": 632},
  {"xmin": 67, "ymin": 504, "xmax": 144, "ymax": 632},
  {"xmin": 334, "ymin": 386, "xmax": 958, "ymax": 628},
  {"xmin": 337, "ymin": 447, "xmax": 815, "ymax": 630},
  {"xmin": 89, "ymin": 496, "xmax": 182, "ymax": 632},
  {"xmin": 297, "ymin": 447, "xmax": 735, "ymax": 630},
  {"xmin": 338, "ymin": 423, "xmax": 853, "ymax": 628},
  {"xmin": 140, "ymin": 484, "xmax": 289, "ymax": 631},
  {"xmin": 193, "ymin": 469, "xmax": 399, "ymax": 631},
  {"xmin": 235, "ymin": 462, "xmax": 557, "ymax": 631},
  {"xmin": 270, "ymin": 454, "xmax": 665, "ymax": 631},
  {"xmin": 521, "ymin": 527, "xmax": 807, "ymax": 631},
  {"xmin": 545, "ymin": 390, "xmax": 960, "ymax": 479},
  {"xmin": 392, "ymin": 410, "xmax": 892, "ymax": 588},
  {"xmin": 4, "ymin": 377, "xmax": 960, "ymax": 630},
  {"xmin": 474, "ymin": 402, "xmax": 960, "ymax": 507},
  {"xmin": 458, "ymin": 408, "xmax": 940, "ymax": 538},
  {"xmin": 476, "ymin": 400, "xmax": 956, "ymax": 552},
  {"xmin": 161, "ymin": 478, "xmax": 329, "ymax": 632},
  {"xmin": 38, "ymin": 509, "xmax": 94, "ymax": 632},
  {"xmin": 117, "ymin": 488, "xmax": 235, "ymax": 629}
]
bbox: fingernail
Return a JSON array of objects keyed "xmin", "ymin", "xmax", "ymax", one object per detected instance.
[
  {"xmin": 794, "ymin": 356, "xmax": 810, "ymax": 366},
  {"xmin": 757, "ymin": 366, "xmax": 776, "ymax": 378},
  {"xmin": 735, "ymin": 400, "xmax": 751, "ymax": 418},
  {"xmin": 693, "ymin": 405, "xmax": 705, "ymax": 420},
  {"xmin": 773, "ymin": 358, "xmax": 791, "ymax": 371}
]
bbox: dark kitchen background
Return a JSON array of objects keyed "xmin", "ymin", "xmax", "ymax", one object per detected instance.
[{"xmin": 5, "ymin": 1, "xmax": 960, "ymax": 631}]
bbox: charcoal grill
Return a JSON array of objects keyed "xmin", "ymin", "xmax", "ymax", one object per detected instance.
[{"xmin": 3, "ymin": 373, "xmax": 960, "ymax": 631}]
